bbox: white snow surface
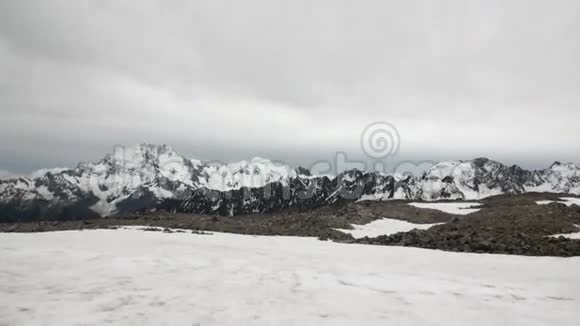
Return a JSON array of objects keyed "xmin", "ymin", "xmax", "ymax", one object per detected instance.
[
  {"xmin": 561, "ymin": 197, "xmax": 580, "ymax": 206},
  {"xmin": 420, "ymin": 161, "xmax": 503, "ymax": 201},
  {"xmin": 200, "ymin": 157, "xmax": 297, "ymax": 191},
  {"xmin": 551, "ymin": 225, "xmax": 580, "ymax": 240},
  {"xmin": 336, "ymin": 218, "xmax": 443, "ymax": 238},
  {"xmin": 357, "ymin": 193, "xmax": 390, "ymax": 201},
  {"xmin": 536, "ymin": 197, "xmax": 580, "ymax": 207},
  {"xmin": 408, "ymin": 202, "xmax": 482, "ymax": 215},
  {"xmin": 1, "ymin": 229, "xmax": 579, "ymax": 326},
  {"xmin": 556, "ymin": 232, "xmax": 580, "ymax": 239}
]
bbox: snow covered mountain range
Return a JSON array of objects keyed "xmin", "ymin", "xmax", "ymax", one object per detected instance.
[{"xmin": 1, "ymin": 144, "xmax": 579, "ymax": 221}]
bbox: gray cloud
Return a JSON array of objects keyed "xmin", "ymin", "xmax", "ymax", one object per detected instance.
[
  {"xmin": 1, "ymin": 0, "xmax": 580, "ymax": 173},
  {"xmin": 0, "ymin": 169, "xmax": 17, "ymax": 179}
]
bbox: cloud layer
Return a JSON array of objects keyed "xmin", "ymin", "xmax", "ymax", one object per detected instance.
[{"xmin": 1, "ymin": 0, "xmax": 580, "ymax": 173}]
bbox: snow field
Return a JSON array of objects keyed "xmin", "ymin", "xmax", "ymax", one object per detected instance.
[
  {"xmin": 536, "ymin": 197, "xmax": 580, "ymax": 207},
  {"xmin": 335, "ymin": 219, "xmax": 443, "ymax": 238},
  {"xmin": 408, "ymin": 202, "xmax": 482, "ymax": 215},
  {"xmin": 1, "ymin": 229, "xmax": 579, "ymax": 326}
]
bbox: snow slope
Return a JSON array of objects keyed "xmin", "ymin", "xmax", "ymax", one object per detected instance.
[
  {"xmin": 200, "ymin": 157, "xmax": 297, "ymax": 191},
  {"xmin": 408, "ymin": 202, "xmax": 482, "ymax": 215},
  {"xmin": 562, "ymin": 197, "xmax": 580, "ymax": 206},
  {"xmin": 529, "ymin": 162, "xmax": 580, "ymax": 195},
  {"xmin": 336, "ymin": 218, "xmax": 443, "ymax": 238},
  {"xmin": 1, "ymin": 229, "xmax": 579, "ymax": 326},
  {"xmin": 551, "ymin": 225, "xmax": 580, "ymax": 240},
  {"xmin": 536, "ymin": 197, "xmax": 580, "ymax": 207}
]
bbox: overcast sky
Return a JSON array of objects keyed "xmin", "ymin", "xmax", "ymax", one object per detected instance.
[{"xmin": 1, "ymin": 0, "xmax": 579, "ymax": 175}]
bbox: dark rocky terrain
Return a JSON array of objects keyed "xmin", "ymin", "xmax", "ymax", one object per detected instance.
[
  {"xmin": 2, "ymin": 192, "xmax": 580, "ymax": 257},
  {"xmin": 351, "ymin": 194, "xmax": 580, "ymax": 256},
  {"xmin": 0, "ymin": 211, "xmax": 352, "ymax": 240}
]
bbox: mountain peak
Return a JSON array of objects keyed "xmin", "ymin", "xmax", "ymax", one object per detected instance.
[
  {"xmin": 250, "ymin": 156, "xmax": 273, "ymax": 164},
  {"xmin": 105, "ymin": 144, "xmax": 182, "ymax": 167},
  {"xmin": 548, "ymin": 161, "xmax": 579, "ymax": 171},
  {"xmin": 471, "ymin": 157, "xmax": 492, "ymax": 168},
  {"xmin": 295, "ymin": 166, "xmax": 312, "ymax": 176},
  {"xmin": 550, "ymin": 161, "xmax": 562, "ymax": 168},
  {"xmin": 29, "ymin": 168, "xmax": 69, "ymax": 179}
]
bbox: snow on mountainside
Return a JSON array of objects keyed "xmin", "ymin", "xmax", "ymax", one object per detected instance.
[
  {"xmin": 416, "ymin": 158, "xmax": 580, "ymax": 200},
  {"xmin": 0, "ymin": 145, "xmax": 579, "ymax": 220},
  {"xmin": 0, "ymin": 144, "xmax": 300, "ymax": 218},
  {"xmin": 419, "ymin": 159, "xmax": 519, "ymax": 200},
  {"xmin": 526, "ymin": 162, "xmax": 580, "ymax": 194},
  {"xmin": 200, "ymin": 157, "xmax": 297, "ymax": 191}
]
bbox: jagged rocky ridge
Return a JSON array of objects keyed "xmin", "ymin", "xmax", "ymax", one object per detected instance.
[{"xmin": 1, "ymin": 144, "xmax": 579, "ymax": 221}]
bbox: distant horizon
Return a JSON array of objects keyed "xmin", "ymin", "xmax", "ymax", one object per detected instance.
[{"xmin": 1, "ymin": 142, "xmax": 578, "ymax": 180}]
